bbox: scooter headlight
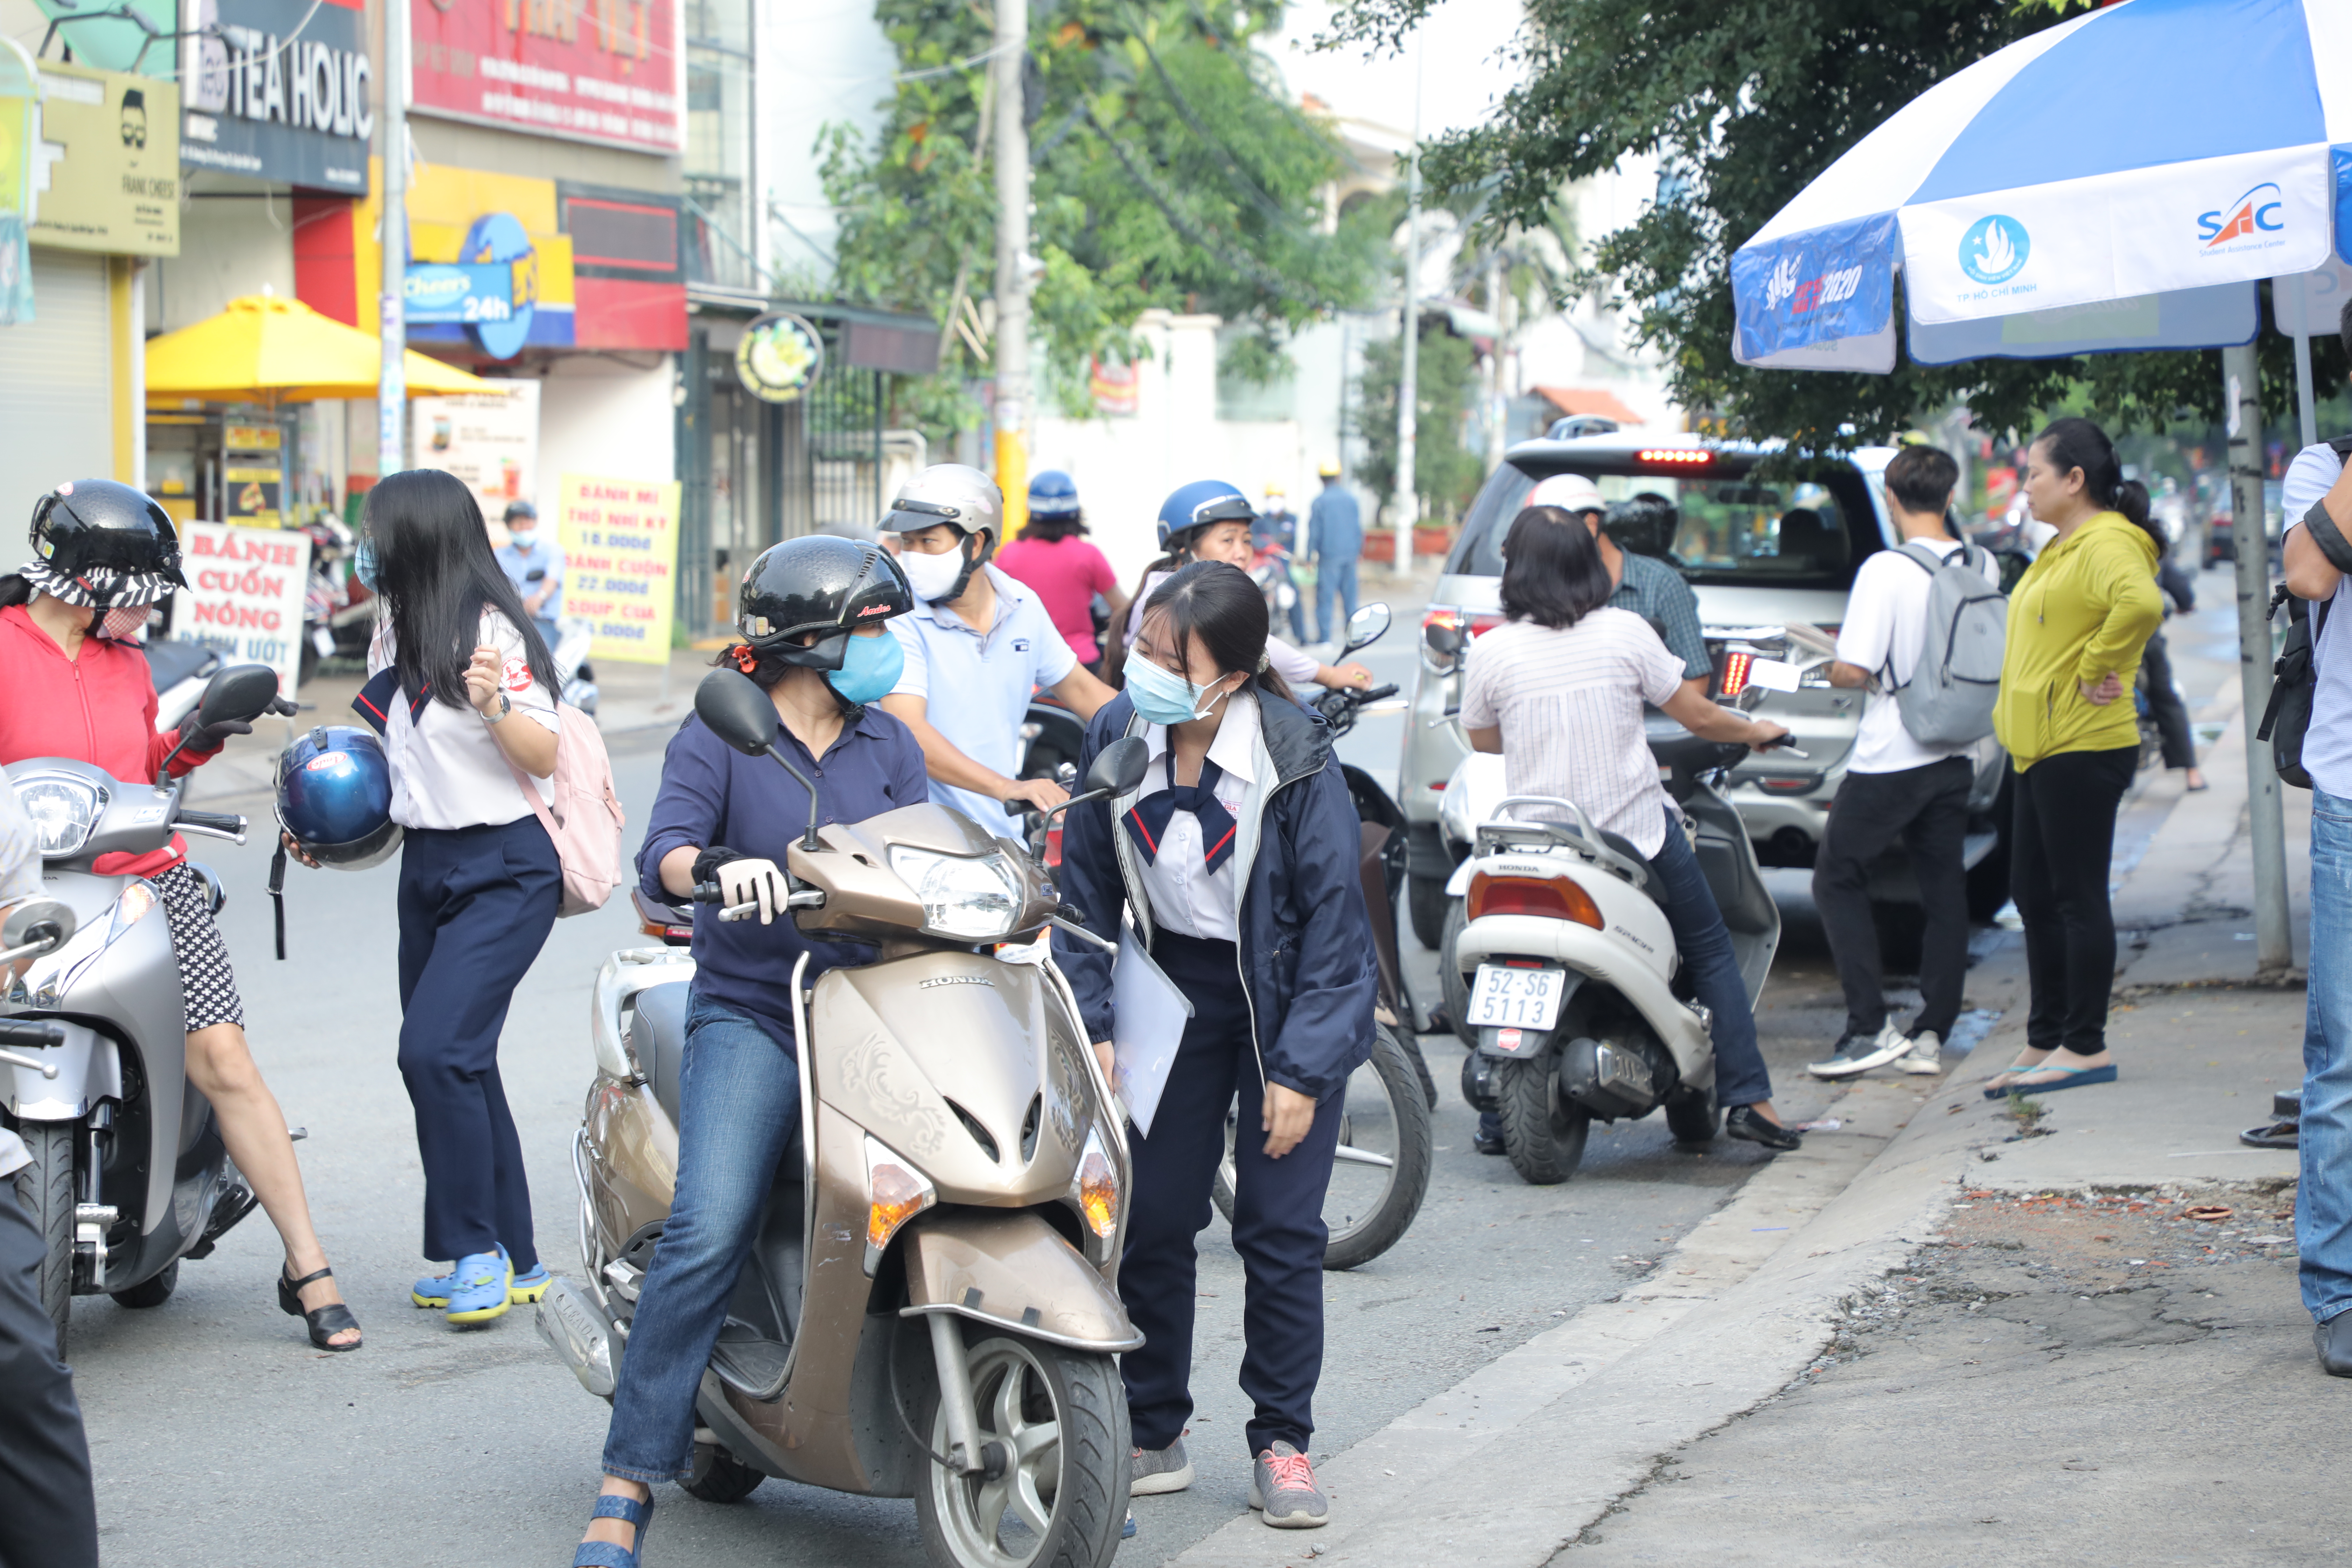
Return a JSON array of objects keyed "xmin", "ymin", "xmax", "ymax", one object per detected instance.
[
  {"xmin": 887, "ymin": 845, "xmax": 1023, "ymax": 942},
  {"xmin": 863, "ymin": 1134, "xmax": 937, "ymax": 1275},
  {"xmin": 1072, "ymin": 1126, "xmax": 1119, "ymax": 1241},
  {"xmin": 15, "ymin": 775, "xmax": 105, "ymax": 858}
]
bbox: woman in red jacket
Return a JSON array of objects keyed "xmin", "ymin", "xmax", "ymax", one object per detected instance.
[{"xmin": 0, "ymin": 482, "xmax": 360, "ymax": 1351}]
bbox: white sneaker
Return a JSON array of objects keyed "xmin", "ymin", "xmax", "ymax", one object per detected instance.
[
  {"xmin": 1806, "ymin": 1020, "xmax": 1912, "ymax": 1079},
  {"xmin": 1898, "ymin": 1030, "xmax": 1943, "ymax": 1076}
]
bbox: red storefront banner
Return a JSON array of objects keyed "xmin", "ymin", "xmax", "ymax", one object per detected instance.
[{"xmin": 411, "ymin": 0, "xmax": 683, "ymax": 155}]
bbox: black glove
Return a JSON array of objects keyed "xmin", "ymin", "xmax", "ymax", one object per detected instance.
[
  {"xmin": 181, "ymin": 719, "xmax": 254, "ymax": 753},
  {"xmin": 691, "ymin": 845, "xmax": 745, "ymax": 885}
]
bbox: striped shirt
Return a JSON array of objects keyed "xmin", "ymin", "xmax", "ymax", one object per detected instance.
[{"xmin": 1459, "ymin": 608, "xmax": 1687, "ymax": 856}]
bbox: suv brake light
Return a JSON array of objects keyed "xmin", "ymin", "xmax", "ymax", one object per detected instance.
[
  {"xmin": 1468, "ymin": 870, "xmax": 1603, "ymax": 928},
  {"xmin": 1717, "ymin": 650, "xmax": 1754, "ymax": 698}
]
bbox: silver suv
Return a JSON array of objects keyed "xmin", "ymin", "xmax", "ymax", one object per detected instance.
[{"xmin": 1398, "ymin": 431, "xmax": 2012, "ymax": 952}]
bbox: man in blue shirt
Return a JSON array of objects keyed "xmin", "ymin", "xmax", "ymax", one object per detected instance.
[
  {"xmin": 1528, "ymin": 473, "xmax": 1710, "ymax": 693},
  {"xmin": 1306, "ymin": 463, "xmax": 1363, "ymax": 645},
  {"xmin": 493, "ymin": 499, "xmax": 564, "ymax": 649},
  {"xmin": 875, "ymin": 464, "xmax": 1113, "ymax": 835}
]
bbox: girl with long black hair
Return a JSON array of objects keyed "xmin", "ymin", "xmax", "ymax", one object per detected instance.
[{"xmin": 356, "ymin": 468, "xmax": 569, "ymax": 1327}]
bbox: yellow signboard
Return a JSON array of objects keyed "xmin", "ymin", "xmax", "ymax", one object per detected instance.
[
  {"xmin": 558, "ymin": 472, "xmax": 679, "ymax": 665},
  {"xmin": 31, "ymin": 61, "xmax": 178, "ymax": 256}
]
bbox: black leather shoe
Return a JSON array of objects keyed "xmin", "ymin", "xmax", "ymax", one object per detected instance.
[
  {"xmin": 1724, "ymin": 1105, "xmax": 1802, "ymax": 1152},
  {"xmin": 1472, "ymin": 1130, "xmax": 1505, "ymax": 1156},
  {"xmin": 2317, "ymin": 1312, "xmax": 2352, "ymax": 1377}
]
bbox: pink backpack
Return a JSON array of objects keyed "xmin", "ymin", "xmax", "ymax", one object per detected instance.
[{"xmin": 504, "ymin": 703, "xmax": 626, "ymax": 917}]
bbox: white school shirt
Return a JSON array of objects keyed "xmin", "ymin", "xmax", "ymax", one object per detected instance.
[
  {"xmin": 1127, "ymin": 569, "xmax": 1320, "ymax": 687},
  {"xmin": 369, "ymin": 610, "xmax": 561, "ymax": 831},
  {"xmin": 1132, "ymin": 686, "xmax": 1257, "ymax": 943},
  {"xmin": 1835, "ymin": 539, "xmax": 2002, "ymax": 775},
  {"xmin": 2283, "ymin": 441, "xmax": 2352, "ymax": 798}
]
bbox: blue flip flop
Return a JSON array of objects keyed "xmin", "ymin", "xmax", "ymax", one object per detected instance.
[{"xmin": 2001, "ymin": 1063, "xmax": 2117, "ymax": 1094}]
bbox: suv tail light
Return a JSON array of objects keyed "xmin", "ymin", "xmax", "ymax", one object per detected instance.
[
  {"xmin": 1716, "ymin": 650, "xmax": 1754, "ymax": 698},
  {"xmin": 1468, "ymin": 870, "xmax": 1603, "ymax": 929},
  {"xmin": 1422, "ymin": 608, "xmax": 1508, "ymax": 672}
]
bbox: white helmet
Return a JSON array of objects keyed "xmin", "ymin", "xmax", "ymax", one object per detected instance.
[{"xmin": 878, "ymin": 463, "xmax": 1004, "ymax": 544}]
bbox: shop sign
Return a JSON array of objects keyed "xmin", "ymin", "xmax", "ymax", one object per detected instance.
[
  {"xmin": 556, "ymin": 471, "xmax": 678, "ymax": 665},
  {"xmin": 30, "ymin": 61, "xmax": 180, "ymax": 256},
  {"xmin": 0, "ymin": 46, "xmax": 34, "ymax": 325},
  {"xmin": 410, "ymin": 382, "xmax": 540, "ymax": 530},
  {"xmin": 180, "ymin": 0, "xmax": 372, "ymax": 195},
  {"xmin": 167, "ymin": 521, "xmax": 313, "ymax": 693},
  {"xmin": 736, "ymin": 312, "xmax": 823, "ymax": 404},
  {"xmin": 402, "ymin": 211, "xmax": 537, "ymax": 358},
  {"xmin": 411, "ymin": 0, "xmax": 682, "ymax": 155}
]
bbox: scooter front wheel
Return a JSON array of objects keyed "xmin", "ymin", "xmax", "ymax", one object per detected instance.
[
  {"xmin": 1494, "ymin": 1057, "xmax": 1591, "ymax": 1185},
  {"xmin": 13, "ymin": 1123, "xmax": 75, "ymax": 1345},
  {"xmin": 917, "ymin": 1332, "xmax": 1130, "ymax": 1568}
]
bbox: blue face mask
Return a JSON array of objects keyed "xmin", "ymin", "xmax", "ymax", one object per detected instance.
[
  {"xmin": 1125, "ymin": 655, "xmax": 1230, "ymax": 727},
  {"xmin": 827, "ymin": 629, "xmax": 905, "ymax": 705},
  {"xmin": 353, "ymin": 537, "xmax": 379, "ymax": 592}
]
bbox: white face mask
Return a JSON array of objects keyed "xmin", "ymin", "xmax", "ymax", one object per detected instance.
[
  {"xmin": 508, "ymin": 528, "xmax": 537, "ymax": 548},
  {"xmin": 898, "ymin": 541, "xmax": 969, "ymax": 602}
]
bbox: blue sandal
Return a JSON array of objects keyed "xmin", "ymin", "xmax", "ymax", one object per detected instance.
[
  {"xmin": 2002, "ymin": 1063, "xmax": 2117, "ymax": 1094},
  {"xmin": 572, "ymin": 1493, "xmax": 654, "ymax": 1567}
]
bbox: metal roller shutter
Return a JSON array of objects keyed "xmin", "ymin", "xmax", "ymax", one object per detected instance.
[{"xmin": 0, "ymin": 252, "xmax": 112, "ymax": 531}]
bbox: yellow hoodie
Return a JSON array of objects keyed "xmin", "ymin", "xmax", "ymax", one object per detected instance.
[{"xmin": 1991, "ymin": 510, "xmax": 2164, "ymax": 771}]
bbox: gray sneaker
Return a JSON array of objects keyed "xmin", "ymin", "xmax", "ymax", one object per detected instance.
[
  {"xmin": 1130, "ymin": 1436, "xmax": 1193, "ymax": 1495},
  {"xmin": 1898, "ymin": 1030, "xmax": 1944, "ymax": 1076},
  {"xmin": 1250, "ymin": 1441, "xmax": 1329, "ymax": 1528},
  {"xmin": 1807, "ymin": 1021, "xmax": 1910, "ymax": 1079}
]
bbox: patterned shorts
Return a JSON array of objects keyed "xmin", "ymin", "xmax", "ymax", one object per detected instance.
[{"xmin": 154, "ymin": 862, "xmax": 244, "ymax": 1031}]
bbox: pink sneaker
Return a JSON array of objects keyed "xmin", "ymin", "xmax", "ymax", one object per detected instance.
[{"xmin": 1250, "ymin": 1441, "xmax": 1329, "ymax": 1528}]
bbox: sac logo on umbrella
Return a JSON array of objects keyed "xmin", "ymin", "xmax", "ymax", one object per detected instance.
[
  {"xmin": 2199, "ymin": 183, "xmax": 2287, "ymax": 255},
  {"xmin": 1958, "ymin": 216, "xmax": 2029, "ymax": 287}
]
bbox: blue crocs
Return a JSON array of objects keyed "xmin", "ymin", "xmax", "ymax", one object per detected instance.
[
  {"xmin": 509, "ymin": 1260, "xmax": 554, "ymax": 1304},
  {"xmin": 414, "ymin": 1245, "xmax": 549, "ymax": 1309},
  {"xmin": 443, "ymin": 1250, "xmax": 513, "ymax": 1326},
  {"xmin": 572, "ymin": 1492, "xmax": 653, "ymax": 1567}
]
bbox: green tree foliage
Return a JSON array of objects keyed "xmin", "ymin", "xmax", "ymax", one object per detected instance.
[
  {"xmin": 1320, "ymin": 0, "xmax": 2344, "ymax": 449},
  {"xmin": 1353, "ymin": 318, "xmax": 1483, "ymax": 521},
  {"xmin": 822, "ymin": 0, "xmax": 1391, "ymax": 438}
]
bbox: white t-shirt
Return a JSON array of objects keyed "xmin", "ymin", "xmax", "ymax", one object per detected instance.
[
  {"xmin": 2283, "ymin": 441, "xmax": 2352, "ymax": 798},
  {"xmin": 1835, "ymin": 539, "xmax": 2001, "ymax": 775},
  {"xmin": 370, "ymin": 610, "xmax": 561, "ymax": 831},
  {"xmin": 1459, "ymin": 608, "xmax": 1686, "ymax": 857}
]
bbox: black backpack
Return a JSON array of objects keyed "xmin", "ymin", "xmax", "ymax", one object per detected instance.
[{"xmin": 2256, "ymin": 434, "xmax": 2352, "ymax": 789}]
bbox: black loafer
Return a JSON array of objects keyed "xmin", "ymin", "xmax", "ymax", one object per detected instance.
[
  {"xmin": 1724, "ymin": 1105, "xmax": 1802, "ymax": 1152},
  {"xmin": 1472, "ymin": 1130, "xmax": 1506, "ymax": 1156},
  {"xmin": 2317, "ymin": 1312, "xmax": 2352, "ymax": 1377}
]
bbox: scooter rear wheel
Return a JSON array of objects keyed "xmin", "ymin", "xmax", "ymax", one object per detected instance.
[
  {"xmin": 1495, "ymin": 1056, "xmax": 1591, "ymax": 1185},
  {"xmin": 916, "ymin": 1331, "xmax": 1130, "ymax": 1568},
  {"xmin": 680, "ymin": 1441, "xmax": 764, "ymax": 1504}
]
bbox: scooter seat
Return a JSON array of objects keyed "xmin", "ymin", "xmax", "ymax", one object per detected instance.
[
  {"xmin": 1594, "ymin": 827, "xmax": 1650, "ymax": 871},
  {"xmin": 628, "ymin": 981, "xmax": 693, "ymax": 1124}
]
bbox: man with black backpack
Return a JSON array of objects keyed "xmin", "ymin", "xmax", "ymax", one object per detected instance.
[{"xmin": 1808, "ymin": 444, "xmax": 2004, "ymax": 1079}]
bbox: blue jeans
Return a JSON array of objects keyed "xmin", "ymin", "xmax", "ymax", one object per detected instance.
[
  {"xmin": 2302, "ymin": 787, "xmax": 2352, "ymax": 1324},
  {"xmin": 1315, "ymin": 556, "xmax": 1359, "ymax": 645},
  {"xmin": 601, "ymin": 988, "xmax": 802, "ymax": 1482},
  {"xmin": 1479, "ymin": 808, "xmax": 1770, "ymax": 1139}
]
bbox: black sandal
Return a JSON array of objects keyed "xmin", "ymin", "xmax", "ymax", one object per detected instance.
[
  {"xmin": 1724, "ymin": 1105, "xmax": 1803, "ymax": 1152},
  {"xmin": 279, "ymin": 1265, "xmax": 363, "ymax": 1351}
]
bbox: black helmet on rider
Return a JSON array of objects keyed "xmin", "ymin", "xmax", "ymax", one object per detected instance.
[
  {"xmin": 735, "ymin": 535, "xmax": 913, "ymax": 677},
  {"xmin": 28, "ymin": 479, "xmax": 187, "ymax": 604}
]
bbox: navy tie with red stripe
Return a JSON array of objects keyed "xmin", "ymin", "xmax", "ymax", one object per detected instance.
[{"xmin": 1123, "ymin": 753, "xmax": 1238, "ymax": 874}]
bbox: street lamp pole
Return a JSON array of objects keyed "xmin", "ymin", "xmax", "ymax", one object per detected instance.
[
  {"xmin": 1391, "ymin": 29, "xmax": 1423, "ymax": 580},
  {"xmin": 992, "ymin": 0, "xmax": 1030, "ymax": 536},
  {"xmin": 377, "ymin": 0, "xmax": 408, "ymax": 481},
  {"xmin": 2222, "ymin": 341, "xmax": 2292, "ymax": 971}
]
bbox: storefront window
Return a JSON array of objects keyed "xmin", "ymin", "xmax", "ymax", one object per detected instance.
[{"xmin": 685, "ymin": 0, "xmax": 756, "ymax": 293}]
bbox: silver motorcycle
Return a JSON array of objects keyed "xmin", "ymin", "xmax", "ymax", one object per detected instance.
[{"xmin": 2, "ymin": 663, "xmax": 289, "ymax": 1344}]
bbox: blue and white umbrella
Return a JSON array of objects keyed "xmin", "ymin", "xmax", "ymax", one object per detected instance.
[{"xmin": 1730, "ymin": 0, "xmax": 2352, "ymax": 372}]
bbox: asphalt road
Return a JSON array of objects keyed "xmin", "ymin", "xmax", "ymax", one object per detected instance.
[{"xmin": 67, "ymin": 602, "xmax": 1862, "ymax": 1568}]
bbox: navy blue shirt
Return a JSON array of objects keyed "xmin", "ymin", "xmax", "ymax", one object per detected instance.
[
  {"xmin": 637, "ymin": 702, "xmax": 930, "ymax": 1035},
  {"xmin": 1307, "ymin": 486, "xmax": 1363, "ymax": 563}
]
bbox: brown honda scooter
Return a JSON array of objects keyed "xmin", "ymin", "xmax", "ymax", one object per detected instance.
[{"xmin": 539, "ymin": 668, "xmax": 1151, "ymax": 1568}]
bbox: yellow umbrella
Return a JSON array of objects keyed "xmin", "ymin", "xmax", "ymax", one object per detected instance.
[{"xmin": 145, "ymin": 293, "xmax": 497, "ymax": 405}]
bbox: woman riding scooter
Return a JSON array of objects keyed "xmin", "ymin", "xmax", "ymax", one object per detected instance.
[
  {"xmin": 1112, "ymin": 481, "xmax": 1374, "ymax": 695},
  {"xmin": 1055, "ymin": 560, "xmax": 1378, "ymax": 1531},
  {"xmin": 572, "ymin": 537, "xmax": 928, "ymax": 1568},
  {"xmin": 1457, "ymin": 504, "xmax": 1801, "ymax": 1152},
  {"xmin": 0, "ymin": 480, "xmax": 361, "ymax": 1350}
]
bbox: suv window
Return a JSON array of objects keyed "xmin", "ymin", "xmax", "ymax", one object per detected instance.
[{"xmin": 1447, "ymin": 456, "xmax": 1882, "ymax": 591}]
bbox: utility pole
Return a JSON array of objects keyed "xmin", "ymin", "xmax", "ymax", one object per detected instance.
[
  {"xmin": 377, "ymin": 0, "xmax": 407, "ymax": 481},
  {"xmin": 1485, "ymin": 250, "xmax": 1508, "ymax": 474},
  {"xmin": 1391, "ymin": 29, "xmax": 1424, "ymax": 580},
  {"xmin": 991, "ymin": 0, "xmax": 1030, "ymax": 537},
  {"xmin": 2222, "ymin": 342, "xmax": 2292, "ymax": 972}
]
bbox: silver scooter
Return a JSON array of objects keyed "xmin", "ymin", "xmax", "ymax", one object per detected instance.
[{"xmin": 2, "ymin": 663, "xmax": 290, "ymax": 1344}]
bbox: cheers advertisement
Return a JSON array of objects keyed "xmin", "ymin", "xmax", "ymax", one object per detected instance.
[
  {"xmin": 556, "ymin": 473, "xmax": 678, "ymax": 664},
  {"xmin": 166, "ymin": 522, "xmax": 314, "ymax": 692},
  {"xmin": 411, "ymin": 0, "xmax": 683, "ymax": 155}
]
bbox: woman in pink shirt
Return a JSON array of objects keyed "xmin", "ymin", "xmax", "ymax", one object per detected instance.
[{"xmin": 993, "ymin": 470, "xmax": 1127, "ymax": 670}]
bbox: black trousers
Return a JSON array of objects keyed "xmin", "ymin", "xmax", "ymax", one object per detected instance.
[
  {"xmin": 0, "ymin": 1184, "xmax": 97, "ymax": 1568},
  {"xmin": 2010, "ymin": 747, "xmax": 2139, "ymax": 1058},
  {"xmin": 1118, "ymin": 930, "xmax": 1345, "ymax": 1460},
  {"xmin": 2140, "ymin": 630, "xmax": 2197, "ymax": 770},
  {"xmin": 1811, "ymin": 756, "xmax": 1973, "ymax": 1042}
]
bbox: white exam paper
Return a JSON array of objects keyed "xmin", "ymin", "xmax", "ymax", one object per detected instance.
[{"xmin": 1112, "ymin": 925, "xmax": 1193, "ymax": 1137}]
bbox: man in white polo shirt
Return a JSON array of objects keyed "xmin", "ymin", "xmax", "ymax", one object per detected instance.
[
  {"xmin": 1807, "ymin": 444, "xmax": 1997, "ymax": 1082},
  {"xmin": 877, "ymin": 464, "xmax": 1113, "ymax": 835}
]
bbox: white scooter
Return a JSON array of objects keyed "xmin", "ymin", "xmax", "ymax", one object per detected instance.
[
  {"xmin": 551, "ymin": 614, "xmax": 600, "ymax": 716},
  {"xmin": 1446, "ymin": 718, "xmax": 1793, "ymax": 1185}
]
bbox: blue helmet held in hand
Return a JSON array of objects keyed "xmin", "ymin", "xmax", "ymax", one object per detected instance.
[
  {"xmin": 275, "ymin": 726, "xmax": 400, "ymax": 869},
  {"xmin": 1155, "ymin": 479, "xmax": 1254, "ymax": 552}
]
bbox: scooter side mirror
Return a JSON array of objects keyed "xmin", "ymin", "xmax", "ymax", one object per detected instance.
[
  {"xmin": 195, "ymin": 663, "xmax": 282, "ymax": 730},
  {"xmin": 695, "ymin": 668, "xmax": 780, "ymax": 757},
  {"xmin": 1422, "ymin": 623, "xmax": 1461, "ymax": 659},
  {"xmin": 0, "ymin": 898, "xmax": 75, "ymax": 958},
  {"xmin": 1341, "ymin": 602, "xmax": 1391, "ymax": 655},
  {"xmin": 1088, "ymin": 736, "xmax": 1149, "ymax": 797}
]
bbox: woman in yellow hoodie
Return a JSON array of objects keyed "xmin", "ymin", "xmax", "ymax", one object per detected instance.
[{"xmin": 1987, "ymin": 418, "xmax": 2165, "ymax": 1097}]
